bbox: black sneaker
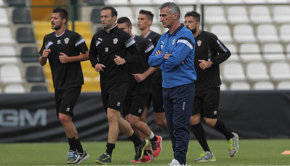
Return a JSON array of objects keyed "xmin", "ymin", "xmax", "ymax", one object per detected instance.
[
  {"xmin": 76, "ymin": 150, "xmax": 90, "ymax": 164},
  {"xmin": 134, "ymin": 139, "xmax": 149, "ymax": 161},
  {"xmin": 95, "ymin": 152, "xmax": 111, "ymax": 164}
]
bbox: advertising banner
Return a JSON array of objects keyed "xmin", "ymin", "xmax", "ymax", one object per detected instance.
[{"xmin": 0, "ymin": 91, "xmax": 289, "ymax": 142}]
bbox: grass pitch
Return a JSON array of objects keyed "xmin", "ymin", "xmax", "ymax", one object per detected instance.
[{"xmin": 1, "ymin": 139, "xmax": 290, "ymax": 166}]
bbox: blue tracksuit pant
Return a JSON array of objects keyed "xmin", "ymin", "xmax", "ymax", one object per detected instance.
[{"xmin": 163, "ymin": 83, "xmax": 195, "ymax": 165}]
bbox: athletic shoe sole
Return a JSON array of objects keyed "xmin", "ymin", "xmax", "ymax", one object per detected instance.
[{"xmin": 76, "ymin": 153, "xmax": 90, "ymax": 164}]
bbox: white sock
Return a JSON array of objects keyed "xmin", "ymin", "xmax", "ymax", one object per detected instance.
[{"xmin": 149, "ymin": 132, "xmax": 155, "ymax": 140}]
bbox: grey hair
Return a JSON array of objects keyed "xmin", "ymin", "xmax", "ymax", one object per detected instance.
[{"xmin": 159, "ymin": 2, "xmax": 180, "ymax": 19}]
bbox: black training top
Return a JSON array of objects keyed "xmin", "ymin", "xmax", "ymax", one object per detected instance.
[
  {"xmin": 144, "ymin": 30, "xmax": 161, "ymax": 47},
  {"xmin": 127, "ymin": 35, "xmax": 154, "ymax": 95},
  {"xmin": 130, "ymin": 35, "xmax": 154, "ymax": 74},
  {"xmin": 143, "ymin": 30, "xmax": 162, "ymax": 84},
  {"xmin": 89, "ymin": 25, "xmax": 137, "ymax": 83},
  {"xmin": 39, "ymin": 29, "xmax": 88, "ymax": 90},
  {"xmin": 194, "ymin": 30, "xmax": 231, "ymax": 90}
]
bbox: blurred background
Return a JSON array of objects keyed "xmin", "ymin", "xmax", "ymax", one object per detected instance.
[{"xmin": 1, "ymin": 0, "xmax": 290, "ymax": 93}]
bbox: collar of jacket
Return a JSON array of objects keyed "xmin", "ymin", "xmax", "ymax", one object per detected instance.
[{"xmin": 167, "ymin": 24, "xmax": 184, "ymax": 36}]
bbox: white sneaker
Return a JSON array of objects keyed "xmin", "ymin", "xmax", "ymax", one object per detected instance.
[
  {"xmin": 194, "ymin": 151, "xmax": 216, "ymax": 162},
  {"xmin": 168, "ymin": 159, "xmax": 187, "ymax": 166},
  {"xmin": 228, "ymin": 132, "xmax": 239, "ymax": 157}
]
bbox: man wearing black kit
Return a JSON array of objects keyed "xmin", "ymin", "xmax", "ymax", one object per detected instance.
[
  {"xmin": 117, "ymin": 17, "xmax": 162, "ymax": 163},
  {"xmin": 89, "ymin": 7, "xmax": 148, "ymax": 164},
  {"xmin": 184, "ymin": 11, "xmax": 239, "ymax": 162},
  {"xmin": 39, "ymin": 8, "xmax": 89, "ymax": 164},
  {"xmin": 133, "ymin": 10, "xmax": 167, "ymax": 130}
]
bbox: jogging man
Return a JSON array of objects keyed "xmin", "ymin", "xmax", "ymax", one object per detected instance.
[
  {"xmin": 133, "ymin": 9, "xmax": 167, "ymax": 130},
  {"xmin": 89, "ymin": 7, "xmax": 148, "ymax": 164},
  {"xmin": 184, "ymin": 11, "xmax": 239, "ymax": 162},
  {"xmin": 149, "ymin": 3, "xmax": 196, "ymax": 166},
  {"xmin": 117, "ymin": 16, "xmax": 162, "ymax": 163},
  {"xmin": 39, "ymin": 8, "xmax": 89, "ymax": 164}
]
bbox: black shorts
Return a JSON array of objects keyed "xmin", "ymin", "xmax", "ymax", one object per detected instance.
[
  {"xmin": 123, "ymin": 93, "xmax": 149, "ymax": 117},
  {"xmin": 146, "ymin": 81, "xmax": 164, "ymax": 113},
  {"xmin": 192, "ymin": 87, "xmax": 220, "ymax": 118},
  {"xmin": 101, "ymin": 81, "xmax": 128, "ymax": 112},
  {"xmin": 55, "ymin": 86, "xmax": 81, "ymax": 117}
]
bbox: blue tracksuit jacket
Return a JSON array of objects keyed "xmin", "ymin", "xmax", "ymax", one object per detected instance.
[{"xmin": 148, "ymin": 24, "xmax": 196, "ymax": 88}]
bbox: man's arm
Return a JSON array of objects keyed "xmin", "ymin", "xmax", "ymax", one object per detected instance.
[
  {"xmin": 162, "ymin": 37, "xmax": 194, "ymax": 71},
  {"xmin": 124, "ymin": 37, "xmax": 138, "ymax": 64},
  {"xmin": 59, "ymin": 34, "xmax": 89, "ymax": 63},
  {"xmin": 89, "ymin": 35, "xmax": 106, "ymax": 71},
  {"xmin": 39, "ymin": 49, "xmax": 50, "ymax": 66},
  {"xmin": 59, "ymin": 51, "xmax": 89, "ymax": 63},
  {"xmin": 114, "ymin": 36, "xmax": 138, "ymax": 65},
  {"xmin": 145, "ymin": 39, "xmax": 154, "ymax": 58},
  {"xmin": 209, "ymin": 34, "xmax": 231, "ymax": 65},
  {"xmin": 148, "ymin": 39, "xmax": 164, "ymax": 67},
  {"xmin": 39, "ymin": 36, "xmax": 50, "ymax": 66},
  {"xmin": 148, "ymin": 51, "xmax": 164, "ymax": 67},
  {"xmin": 133, "ymin": 67, "xmax": 157, "ymax": 82},
  {"xmin": 89, "ymin": 35, "xmax": 99, "ymax": 68},
  {"xmin": 133, "ymin": 39, "xmax": 157, "ymax": 82}
]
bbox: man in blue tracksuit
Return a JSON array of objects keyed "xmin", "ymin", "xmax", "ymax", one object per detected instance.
[{"xmin": 148, "ymin": 2, "xmax": 196, "ymax": 166}]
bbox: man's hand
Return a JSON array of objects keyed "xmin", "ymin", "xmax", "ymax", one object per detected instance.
[
  {"xmin": 42, "ymin": 49, "xmax": 51, "ymax": 58},
  {"xmin": 155, "ymin": 50, "xmax": 170, "ymax": 60},
  {"xmin": 198, "ymin": 60, "xmax": 213, "ymax": 70},
  {"xmin": 164, "ymin": 53, "xmax": 171, "ymax": 60},
  {"xmin": 156, "ymin": 50, "xmax": 162, "ymax": 55},
  {"xmin": 114, "ymin": 55, "xmax": 126, "ymax": 65},
  {"xmin": 95, "ymin": 63, "xmax": 106, "ymax": 72},
  {"xmin": 132, "ymin": 73, "xmax": 146, "ymax": 82},
  {"xmin": 59, "ymin": 52, "xmax": 70, "ymax": 63}
]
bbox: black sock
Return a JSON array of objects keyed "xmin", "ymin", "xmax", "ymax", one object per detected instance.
[
  {"xmin": 68, "ymin": 137, "xmax": 77, "ymax": 151},
  {"xmin": 146, "ymin": 149, "xmax": 152, "ymax": 154},
  {"xmin": 150, "ymin": 135, "xmax": 158, "ymax": 142},
  {"xmin": 213, "ymin": 120, "xmax": 234, "ymax": 140},
  {"xmin": 128, "ymin": 132, "xmax": 142, "ymax": 147},
  {"xmin": 75, "ymin": 138, "xmax": 84, "ymax": 153},
  {"xmin": 191, "ymin": 123, "xmax": 210, "ymax": 152},
  {"xmin": 106, "ymin": 143, "xmax": 115, "ymax": 156}
]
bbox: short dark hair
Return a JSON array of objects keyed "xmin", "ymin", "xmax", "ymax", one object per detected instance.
[
  {"xmin": 139, "ymin": 9, "xmax": 154, "ymax": 21},
  {"xmin": 53, "ymin": 8, "xmax": 68, "ymax": 23},
  {"xmin": 117, "ymin": 17, "xmax": 132, "ymax": 27},
  {"xmin": 185, "ymin": 11, "xmax": 200, "ymax": 22},
  {"xmin": 101, "ymin": 6, "xmax": 117, "ymax": 17}
]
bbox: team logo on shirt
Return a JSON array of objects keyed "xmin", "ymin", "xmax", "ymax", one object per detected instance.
[
  {"xmin": 172, "ymin": 38, "xmax": 176, "ymax": 45},
  {"xmin": 197, "ymin": 40, "xmax": 202, "ymax": 47},
  {"xmin": 105, "ymin": 47, "xmax": 109, "ymax": 52},
  {"xmin": 64, "ymin": 37, "xmax": 69, "ymax": 44},
  {"xmin": 57, "ymin": 40, "xmax": 61, "ymax": 44},
  {"xmin": 113, "ymin": 38, "xmax": 118, "ymax": 45},
  {"xmin": 66, "ymin": 107, "xmax": 70, "ymax": 112}
]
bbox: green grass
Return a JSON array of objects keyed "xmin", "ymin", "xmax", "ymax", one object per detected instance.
[{"xmin": 0, "ymin": 139, "xmax": 290, "ymax": 166}]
